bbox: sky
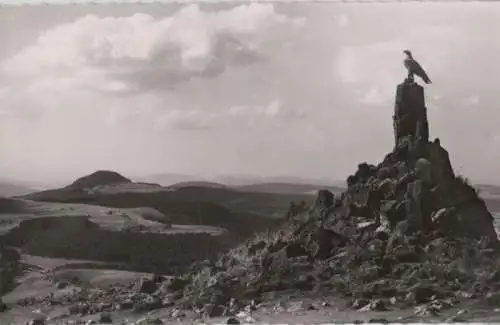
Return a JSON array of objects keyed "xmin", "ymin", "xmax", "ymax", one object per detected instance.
[{"xmin": 0, "ymin": 2, "xmax": 499, "ymax": 186}]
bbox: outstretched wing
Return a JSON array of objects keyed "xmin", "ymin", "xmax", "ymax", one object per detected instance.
[{"xmin": 410, "ymin": 60, "xmax": 432, "ymax": 84}]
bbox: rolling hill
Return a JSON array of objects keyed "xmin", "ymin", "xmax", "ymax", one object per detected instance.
[
  {"xmin": 0, "ymin": 170, "xmax": 315, "ymax": 277},
  {"xmin": 137, "ymin": 172, "xmax": 343, "ymax": 188},
  {"xmin": 235, "ymin": 182, "xmax": 344, "ymax": 195},
  {"xmin": 65, "ymin": 170, "xmax": 132, "ymax": 190},
  {"xmin": 167, "ymin": 181, "xmax": 227, "ymax": 190},
  {"xmin": 477, "ymin": 184, "xmax": 500, "ymax": 198},
  {"xmin": 133, "ymin": 173, "xmax": 205, "ymax": 187},
  {"xmin": 19, "ymin": 171, "xmax": 314, "ymax": 237}
]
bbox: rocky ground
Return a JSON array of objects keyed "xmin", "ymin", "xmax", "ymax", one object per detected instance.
[
  {"xmin": 2, "ymin": 79, "xmax": 500, "ymax": 324},
  {"xmin": 2, "ymin": 260, "xmax": 500, "ymax": 325}
]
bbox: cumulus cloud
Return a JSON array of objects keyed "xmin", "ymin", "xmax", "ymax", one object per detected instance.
[
  {"xmin": 2, "ymin": 4, "xmax": 303, "ymax": 92},
  {"xmin": 130, "ymin": 98, "xmax": 305, "ymax": 132}
]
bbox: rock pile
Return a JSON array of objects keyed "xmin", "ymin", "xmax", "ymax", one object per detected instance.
[
  {"xmin": 169, "ymin": 79, "xmax": 500, "ymax": 317},
  {"xmin": 14, "ymin": 275, "xmax": 190, "ymax": 321}
]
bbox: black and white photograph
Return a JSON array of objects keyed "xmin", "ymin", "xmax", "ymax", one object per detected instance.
[{"xmin": 1, "ymin": 1, "xmax": 500, "ymax": 324}]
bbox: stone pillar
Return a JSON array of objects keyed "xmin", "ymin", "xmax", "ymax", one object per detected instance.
[{"xmin": 393, "ymin": 79, "xmax": 429, "ymax": 150}]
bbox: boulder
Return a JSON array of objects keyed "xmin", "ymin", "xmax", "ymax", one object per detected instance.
[
  {"xmin": 314, "ymin": 189, "xmax": 335, "ymax": 209},
  {"xmin": 165, "ymin": 277, "xmax": 190, "ymax": 292},
  {"xmin": 99, "ymin": 312, "xmax": 112, "ymax": 324},
  {"xmin": 203, "ymin": 303, "xmax": 226, "ymax": 317},
  {"xmin": 27, "ymin": 319, "xmax": 45, "ymax": 325},
  {"xmin": 285, "ymin": 242, "xmax": 308, "ymax": 259},
  {"xmin": 134, "ymin": 278, "xmax": 157, "ymax": 294}
]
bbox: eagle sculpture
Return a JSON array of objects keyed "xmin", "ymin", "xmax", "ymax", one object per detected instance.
[{"xmin": 403, "ymin": 50, "xmax": 432, "ymax": 84}]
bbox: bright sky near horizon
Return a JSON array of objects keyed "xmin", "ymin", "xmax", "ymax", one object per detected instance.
[{"xmin": 0, "ymin": 2, "xmax": 499, "ymax": 185}]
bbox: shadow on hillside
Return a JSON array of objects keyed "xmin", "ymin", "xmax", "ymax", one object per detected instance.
[
  {"xmin": 0, "ymin": 198, "xmax": 27, "ymax": 214},
  {"xmin": 21, "ymin": 188, "xmax": 295, "ymax": 237},
  {"xmin": 0, "ymin": 215, "xmax": 238, "ymax": 275}
]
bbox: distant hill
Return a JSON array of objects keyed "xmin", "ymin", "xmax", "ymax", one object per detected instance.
[
  {"xmin": 235, "ymin": 182, "xmax": 345, "ymax": 195},
  {"xmin": 134, "ymin": 173, "xmax": 205, "ymax": 187},
  {"xmin": 18, "ymin": 170, "xmax": 317, "ymax": 237},
  {"xmin": 66, "ymin": 170, "xmax": 131, "ymax": 190},
  {"xmin": 477, "ymin": 184, "xmax": 500, "ymax": 197},
  {"xmin": 212, "ymin": 175, "xmax": 342, "ymax": 187},
  {"xmin": 471, "ymin": 184, "xmax": 500, "ymax": 213},
  {"xmin": 21, "ymin": 170, "xmax": 133, "ymax": 202},
  {"xmin": 168, "ymin": 181, "xmax": 227, "ymax": 190},
  {"xmin": 0, "ymin": 181, "xmax": 35, "ymax": 197},
  {"xmin": 136, "ymin": 172, "xmax": 342, "ymax": 188}
]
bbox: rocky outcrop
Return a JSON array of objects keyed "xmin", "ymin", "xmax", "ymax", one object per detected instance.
[
  {"xmin": 170, "ymin": 78, "xmax": 500, "ymax": 318},
  {"xmin": 391, "ymin": 79, "xmax": 496, "ymax": 242}
]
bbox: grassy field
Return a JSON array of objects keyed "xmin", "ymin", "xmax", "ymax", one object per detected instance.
[
  {"xmin": 1, "ymin": 216, "xmax": 231, "ymax": 274},
  {"xmin": 19, "ymin": 184, "xmax": 314, "ymax": 237},
  {"xmin": 0, "ymin": 199, "xmax": 237, "ymax": 275}
]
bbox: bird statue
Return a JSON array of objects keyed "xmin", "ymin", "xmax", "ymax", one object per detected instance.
[{"xmin": 403, "ymin": 50, "xmax": 432, "ymax": 84}]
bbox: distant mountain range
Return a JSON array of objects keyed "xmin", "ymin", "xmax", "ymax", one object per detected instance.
[
  {"xmin": 1, "ymin": 171, "xmax": 345, "ymax": 198},
  {"xmin": 135, "ymin": 172, "xmax": 344, "ymax": 188},
  {"xmin": 4, "ymin": 171, "xmax": 500, "ymax": 197},
  {"xmin": 234, "ymin": 182, "xmax": 344, "ymax": 195},
  {"xmin": 133, "ymin": 173, "xmax": 203, "ymax": 187},
  {"xmin": 17, "ymin": 170, "xmax": 319, "ymax": 237},
  {"xmin": 476, "ymin": 184, "xmax": 500, "ymax": 199}
]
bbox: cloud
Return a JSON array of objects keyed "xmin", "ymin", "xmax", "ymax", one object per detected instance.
[
  {"xmin": 107, "ymin": 33, "xmax": 267, "ymax": 94},
  {"xmin": 227, "ymin": 99, "xmax": 304, "ymax": 125},
  {"xmin": 142, "ymin": 99, "xmax": 304, "ymax": 131},
  {"xmin": 334, "ymin": 25, "xmax": 463, "ymax": 106},
  {"xmin": 359, "ymin": 87, "xmax": 387, "ymax": 106},
  {"xmin": 463, "ymin": 95, "xmax": 480, "ymax": 107},
  {"xmin": 265, "ymin": 100, "xmax": 281, "ymax": 117},
  {"xmin": 334, "ymin": 13, "xmax": 350, "ymax": 28},
  {"xmin": 154, "ymin": 109, "xmax": 218, "ymax": 131},
  {"xmin": 2, "ymin": 4, "xmax": 304, "ymax": 92}
]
